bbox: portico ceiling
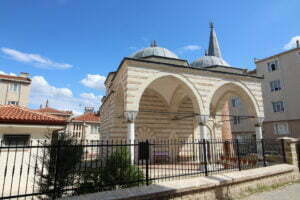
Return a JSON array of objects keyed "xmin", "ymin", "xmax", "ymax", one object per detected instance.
[{"xmin": 147, "ymin": 76, "xmax": 182, "ymax": 105}]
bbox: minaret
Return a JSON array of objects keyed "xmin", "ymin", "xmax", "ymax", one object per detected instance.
[
  {"xmin": 208, "ymin": 22, "xmax": 222, "ymax": 58},
  {"xmin": 45, "ymin": 99, "xmax": 49, "ymax": 108}
]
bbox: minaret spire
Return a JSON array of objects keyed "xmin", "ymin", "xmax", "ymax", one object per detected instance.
[{"xmin": 208, "ymin": 22, "xmax": 222, "ymax": 58}]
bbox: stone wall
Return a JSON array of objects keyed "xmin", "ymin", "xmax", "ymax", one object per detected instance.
[
  {"xmin": 61, "ymin": 164, "xmax": 299, "ymax": 200},
  {"xmin": 100, "ymin": 59, "xmax": 264, "ymax": 141}
]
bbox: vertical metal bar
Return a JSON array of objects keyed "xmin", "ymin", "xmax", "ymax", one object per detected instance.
[
  {"xmin": 24, "ymin": 140, "xmax": 33, "ymax": 200},
  {"xmin": 281, "ymin": 139, "xmax": 287, "ymax": 163},
  {"xmin": 261, "ymin": 139, "xmax": 267, "ymax": 167},
  {"xmin": 53, "ymin": 140, "xmax": 61, "ymax": 199},
  {"xmin": 17, "ymin": 140, "xmax": 26, "ymax": 199},
  {"xmin": 38, "ymin": 140, "xmax": 47, "ymax": 198},
  {"xmin": 236, "ymin": 139, "xmax": 241, "ymax": 171},
  {"xmin": 9, "ymin": 140, "xmax": 18, "ymax": 197},
  {"xmin": 146, "ymin": 140, "xmax": 149, "ymax": 186},
  {"xmin": 31, "ymin": 140, "xmax": 40, "ymax": 200},
  {"xmin": 100, "ymin": 140, "xmax": 104, "ymax": 191},
  {"xmin": 1, "ymin": 140, "xmax": 11, "ymax": 198},
  {"xmin": 202, "ymin": 139, "xmax": 208, "ymax": 176}
]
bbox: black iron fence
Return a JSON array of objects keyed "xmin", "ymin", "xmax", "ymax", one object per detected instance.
[{"xmin": 0, "ymin": 139, "xmax": 286, "ymax": 199}]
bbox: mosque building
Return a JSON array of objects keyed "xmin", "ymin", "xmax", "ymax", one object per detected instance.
[{"xmin": 99, "ymin": 23, "xmax": 264, "ymax": 161}]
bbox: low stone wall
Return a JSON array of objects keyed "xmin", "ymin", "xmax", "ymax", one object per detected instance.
[{"xmin": 62, "ymin": 164, "xmax": 299, "ymax": 200}]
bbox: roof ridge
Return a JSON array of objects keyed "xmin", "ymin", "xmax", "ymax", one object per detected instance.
[
  {"xmin": 2, "ymin": 105, "xmax": 65, "ymax": 121},
  {"xmin": 36, "ymin": 106, "xmax": 72, "ymax": 114},
  {"xmin": 0, "ymin": 74, "xmax": 31, "ymax": 81}
]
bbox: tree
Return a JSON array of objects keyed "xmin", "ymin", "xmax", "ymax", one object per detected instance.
[
  {"xmin": 37, "ymin": 131, "xmax": 84, "ymax": 200},
  {"xmin": 76, "ymin": 147, "xmax": 145, "ymax": 195}
]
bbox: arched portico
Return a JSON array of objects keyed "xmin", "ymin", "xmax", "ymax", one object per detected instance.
[
  {"xmin": 127, "ymin": 73, "xmax": 205, "ymax": 115},
  {"xmin": 208, "ymin": 81, "xmax": 264, "ymax": 141},
  {"xmin": 124, "ymin": 74, "xmax": 206, "ymax": 163}
]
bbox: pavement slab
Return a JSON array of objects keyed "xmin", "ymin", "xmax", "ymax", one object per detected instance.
[{"xmin": 241, "ymin": 183, "xmax": 300, "ymax": 200}]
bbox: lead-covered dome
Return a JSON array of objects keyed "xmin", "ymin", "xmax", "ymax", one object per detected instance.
[
  {"xmin": 130, "ymin": 41, "xmax": 179, "ymax": 59},
  {"xmin": 191, "ymin": 55, "xmax": 229, "ymax": 68}
]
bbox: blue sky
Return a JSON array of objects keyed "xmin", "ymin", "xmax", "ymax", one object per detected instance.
[{"xmin": 0, "ymin": 0, "xmax": 299, "ymax": 114}]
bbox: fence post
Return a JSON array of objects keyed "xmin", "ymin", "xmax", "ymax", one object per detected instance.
[
  {"xmin": 53, "ymin": 140, "xmax": 61, "ymax": 199},
  {"xmin": 202, "ymin": 139, "xmax": 208, "ymax": 176},
  {"xmin": 236, "ymin": 139, "xmax": 241, "ymax": 171},
  {"xmin": 261, "ymin": 139, "xmax": 267, "ymax": 167},
  {"xmin": 145, "ymin": 140, "xmax": 150, "ymax": 186},
  {"xmin": 281, "ymin": 139, "xmax": 287, "ymax": 163}
]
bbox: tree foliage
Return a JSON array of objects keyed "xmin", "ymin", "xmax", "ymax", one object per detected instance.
[{"xmin": 37, "ymin": 132, "xmax": 84, "ymax": 199}]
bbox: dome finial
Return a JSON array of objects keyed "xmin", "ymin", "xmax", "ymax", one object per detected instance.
[
  {"xmin": 150, "ymin": 40, "xmax": 157, "ymax": 47},
  {"xmin": 209, "ymin": 22, "xmax": 214, "ymax": 29}
]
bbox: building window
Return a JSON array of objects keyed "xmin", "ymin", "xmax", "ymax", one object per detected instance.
[
  {"xmin": 91, "ymin": 125, "xmax": 100, "ymax": 134},
  {"xmin": 8, "ymin": 101, "xmax": 19, "ymax": 105},
  {"xmin": 272, "ymin": 101, "xmax": 285, "ymax": 112},
  {"xmin": 231, "ymin": 98, "xmax": 241, "ymax": 108},
  {"xmin": 274, "ymin": 123, "xmax": 289, "ymax": 135},
  {"xmin": 267, "ymin": 60, "xmax": 279, "ymax": 72},
  {"xmin": 270, "ymin": 80, "xmax": 282, "ymax": 92},
  {"xmin": 3, "ymin": 134, "xmax": 30, "ymax": 146},
  {"xmin": 233, "ymin": 116, "xmax": 241, "ymax": 125},
  {"xmin": 10, "ymin": 83, "xmax": 20, "ymax": 92},
  {"xmin": 73, "ymin": 123, "xmax": 83, "ymax": 138}
]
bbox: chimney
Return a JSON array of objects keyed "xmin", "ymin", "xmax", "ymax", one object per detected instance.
[
  {"xmin": 297, "ymin": 40, "xmax": 300, "ymax": 48},
  {"xmin": 19, "ymin": 72, "xmax": 29, "ymax": 78},
  {"xmin": 84, "ymin": 107, "xmax": 94, "ymax": 113}
]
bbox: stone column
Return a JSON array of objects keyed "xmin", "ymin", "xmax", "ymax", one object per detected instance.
[
  {"xmin": 196, "ymin": 115, "xmax": 210, "ymax": 164},
  {"xmin": 196, "ymin": 115, "xmax": 209, "ymax": 139},
  {"xmin": 255, "ymin": 117, "xmax": 264, "ymax": 158},
  {"xmin": 124, "ymin": 111, "xmax": 138, "ymax": 164},
  {"xmin": 255, "ymin": 117, "xmax": 264, "ymax": 140}
]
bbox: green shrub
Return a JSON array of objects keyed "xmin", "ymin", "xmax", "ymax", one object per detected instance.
[
  {"xmin": 77, "ymin": 147, "xmax": 146, "ymax": 194},
  {"xmin": 102, "ymin": 147, "xmax": 145, "ymax": 189}
]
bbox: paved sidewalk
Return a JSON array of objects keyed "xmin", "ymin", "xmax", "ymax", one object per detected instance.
[{"xmin": 241, "ymin": 183, "xmax": 300, "ymax": 200}]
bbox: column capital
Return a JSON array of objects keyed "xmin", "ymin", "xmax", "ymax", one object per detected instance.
[
  {"xmin": 124, "ymin": 111, "xmax": 138, "ymax": 123},
  {"xmin": 255, "ymin": 117, "xmax": 264, "ymax": 127},
  {"xmin": 196, "ymin": 115, "xmax": 209, "ymax": 126}
]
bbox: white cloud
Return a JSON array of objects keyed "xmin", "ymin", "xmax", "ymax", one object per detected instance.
[
  {"xmin": 283, "ymin": 36, "xmax": 300, "ymax": 50},
  {"xmin": 30, "ymin": 76, "xmax": 101, "ymax": 114},
  {"xmin": 0, "ymin": 70, "xmax": 16, "ymax": 76},
  {"xmin": 1, "ymin": 47, "xmax": 73, "ymax": 69},
  {"xmin": 31, "ymin": 76, "xmax": 73, "ymax": 97},
  {"xmin": 80, "ymin": 74, "xmax": 106, "ymax": 90},
  {"xmin": 80, "ymin": 92, "xmax": 101, "ymax": 100},
  {"xmin": 181, "ymin": 45, "xmax": 201, "ymax": 51}
]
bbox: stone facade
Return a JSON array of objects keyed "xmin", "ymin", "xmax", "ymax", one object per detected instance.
[{"xmin": 100, "ymin": 57, "xmax": 264, "ymax": 144}]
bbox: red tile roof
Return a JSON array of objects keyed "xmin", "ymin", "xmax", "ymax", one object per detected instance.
[
  {"xmin": 72, "ymin": 112, "xmax": 100, "ymax": 123},
  {"xmin": 0, "ymin": 105, "xmax": 66, "ymax": 125},
  {"xmin": 36, "ymin": 107, "xmax": 73, "ymax": 115},
  {"xmin": 0, "ymin": 74, "xmax": 31, "ymax": 83}
]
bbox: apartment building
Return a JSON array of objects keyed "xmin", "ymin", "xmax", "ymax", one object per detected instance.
[
  {"xmin": 255, "ymin": 41, "xmax": 300, "ymax": 138},
  {"xmin": 66, "ymin": 107, "xmax": 101, "ymax": 141},
  {"xmin": 0, "ymin": 72, "xmax": 31, "ymax": 107}
]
